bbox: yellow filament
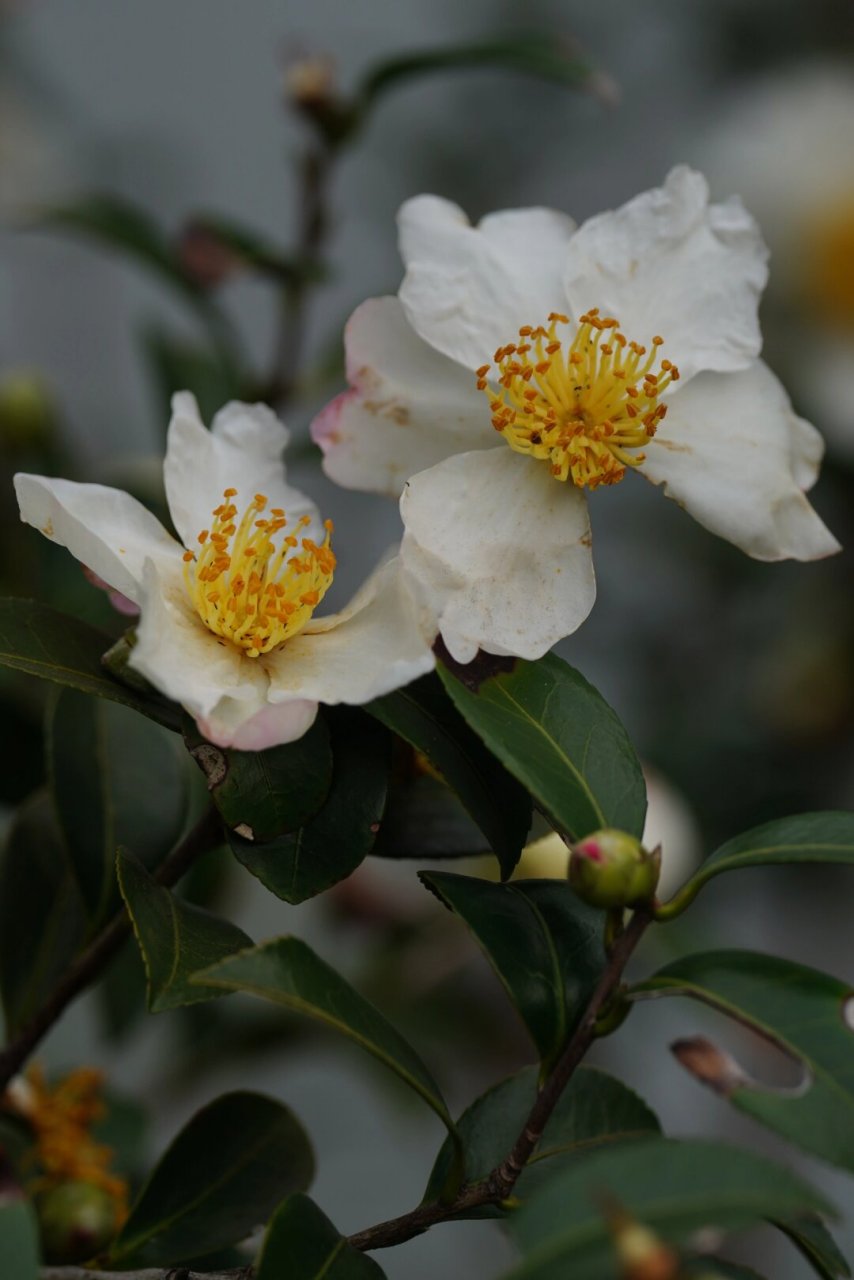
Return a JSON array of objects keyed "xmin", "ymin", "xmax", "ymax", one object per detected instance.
[
  {"xmin": 183, "ymin": 490, "xmax": 335, "ymax": 657},
  {"xmin": 477, "ymin": 310, "xmax": 679, "ymax": 489}
]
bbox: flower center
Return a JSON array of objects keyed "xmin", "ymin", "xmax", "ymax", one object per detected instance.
[
  {"xmin": 182, "ymin": 489, "xmax": 335, "ymax": 658},
  {"xmin": 801, "ymin": 196, "xmax": 854, "ymax": 328},
  {"xmin": 476, "ymin": 311, "xmax": 680, "ymax": 489}
]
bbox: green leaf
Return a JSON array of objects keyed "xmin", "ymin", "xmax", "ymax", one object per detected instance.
[
  {"xmin": 425, "ymin": 1065, "xmax": 659, "ymax": 1209},
  {"xmin": 420, "ymin": 873, "xmax": 605, "ymax": 1069},
  {"xmin": 506, "ymin": 1136, "xmax": 834, "ymax": 1280},
  {"xmin": 357, "ymin": 34, "xmax": 602, "ymax": 115},
  {"xmin": 256, "ymin": 1194, "xmax": 386, "ymax": 1280},
  {"xmin": 0, "ymin": 599, "xmax": 182, "ymax": 730},
  {"xmin": 48, "ymin": 688, "xmax": 189, "ymax": 923},
  {"xmin": 143, "ymin": 325, "xmax": 245, "ymax": 431},
  {"xmin": 109, "ymin": 1090, "xmax": 314, "ymax": 1267},
  {"xmin": 0, "ymin": 1197, "xmax": 40, "ymax": 1280},
  {"xmin": 229, "ymin": 708, "xmax": 390, "ymax": 904},
  {"xmin": 185, "ymin": 713, "xmax": 333, "ymax": 842},
  {"xmin": 437, "ymin": 652, "xmax": 646, "ymax": 842},
  {"xmin": 368, "ymin": 671, "xmax": 531, "ymax": 877},
  {"xmin": 196, "ymin": 936, "xmax": 456, "ymax": 1136},
  {"xmin": 634, "ymin": 950, "xmax": 854, "ymax": 1174},
  {"xmin": 117, "ymin": 849, "xmax": 250, "ymax": 1013},
  {"xmin": 774, "ymin": 1214, "xmax": 850, "ymax": 1280},
  {"xmin": 661, "ymin": 812, "xmax": 854, "ymax": 916},
  {"xmin": 0, "ymin": 790, "xmax": 87, "ymax": 1033},
  {"xmin": 373, "ymin": 772, "xmax": 493, "ymax": 859}
]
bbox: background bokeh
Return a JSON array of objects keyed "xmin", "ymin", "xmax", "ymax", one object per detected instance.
[{"xmin": 2, "ymin": 1, "xmax": 854, "ymax": 1276}]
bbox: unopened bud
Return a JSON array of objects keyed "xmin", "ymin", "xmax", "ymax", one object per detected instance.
[
  {"xmin": 284, "ymin": 54, "xmax": 337, "ymax": 108},
  {"xmin": 569, "ymin": 829, "xmax": 660, "ymax": 908},
  {"xmin": 0, "ymin": 372, "xmax": 54, "ymax": 450},
  {"xmin": 178, "ymin": 221, "xmax": 241, "ymax": 288},
  {"xmin": 37, "ymin": 1180, "xmax": 120, "ymax": 1264}
]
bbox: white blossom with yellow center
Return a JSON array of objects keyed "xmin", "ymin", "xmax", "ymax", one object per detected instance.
[
  {"xmin": 313, "ymin": 166, "xmax": 839, "ymax": 663},
  {"xmin": 15, "ymin": 394, "xmax": 434, "ymax": 749}
]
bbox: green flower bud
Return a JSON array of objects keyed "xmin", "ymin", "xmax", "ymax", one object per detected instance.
[
  {"xmin": 37, "ymin": 1180, "xmax": 119, "ymax": 1265},
  {"xmin": 0, "ymin": 373, "xmax": 54, "ymax": 450},
  {"xmin": 568, "ymin": 828, "xmax": 660, "ymax": 909}
]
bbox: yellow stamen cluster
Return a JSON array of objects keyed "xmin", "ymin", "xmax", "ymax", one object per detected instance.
[
  {"xmin": 182, "ymin": 489, "xmax": 335, "ymax": 658},
  {"xmin": 477, "ymin": 311, "xmax": 680, "ymax": 489},
  {"xmin": 3, "ymin": 1065, "xmax": 128, "ymax": 1214}
]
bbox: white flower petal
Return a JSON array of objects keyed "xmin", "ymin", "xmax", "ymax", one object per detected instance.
[
  {"xmin": 265, "ymin": 556, "xmax": 435, "ymax": 707},
  {"xmin": 640, "ymin": 360, "xmax": 840, "ymax": 561},
  {"xmin": 563, "ymin": 166, "xmax": 768, "ymax": 382},
  {"xmin": 200, "ymin": 697, "xmax": 319, "ymax": 751},
  {"xmin": 398, "ymin": 196, "xmax": 577, "ymax": 371},
  {"xmin": 399, "ymin": 447, "xmax": 596, "ymax": 663},
  {"xmin": 14, "ymin": 473, "xmax": 180, "ymax": 605},
  {"xmin": 130, "ymin": 559, "xmax": 270, "ymax": 722},
  {"xmin": 312, "ymin": 296, "xmax": 491, "ymax": 497},
  {"xmin": 164, "ymin": 392, "xmax": 319, "ymax": 549}
]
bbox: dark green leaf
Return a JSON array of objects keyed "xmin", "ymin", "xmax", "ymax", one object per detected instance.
[
  {"xmin": 368, "ymin": 671, "xmax": 531, "ymax": 877},
  {"xmin": 437, "ymin": 653, "xmax": 646, "ymax": 842},
  {"xmin": 109, "ymin": 1091, "xmax": 314, "ymax": 1267},
  {"xmin": 0, "ymin": 790, "xmax": 86, "ymax": 1033},
  {"xmin": 425, "ymin": 1065, "xmax": 659, "ymax": 1209},
  {"xmin": 420, "ymin": 873, "xmax": 605, "ymax": 1069},
  {"xmin": 774, "ymin": 1214, "xmax": 850, "ymax": 1280},
  {"xmin": 634, "ymin": 950, "xmax": 854, "ymax": 1174},
  {"xmin": 256, "ymin": 1195, "xmax": 386, "ymax": 1280},
  {"xmin": 372, "ymin": 772, "xmax": 492, "ymax": 860},
  {"xmin": 196, "ymin": 936, "xmax": 456, "ymax": 1136},
  {"xmin": 357, "ymin": 35, "xmax": 602, "ymax": 113},
  {"xmin": 117, "ymin": 849, "xmax": 250, "ymax": 1013},
  {"xmin": 143, "ymin": 325, "xmax": 244, "ymax": 431},
  {"xmin": 230, "ymin": 708, "xmax": 390, "ymax": 904},
  {"xmin": 662, "ymin": 813, "xmax": 854, "ymax": 916},
  {"xmin": 0, "ymin": 1196, "xmax": 40, "ymax": 1280},
  {"xmin": 0, "ymin": 598, "xmax": 181, "ymax": 730},
  {"xmin": 507, "ymin": 1137, "xmax": 833, "ymax": 1280},
  {"xmin": 48, "ymin": 688, "xmax": 189, "ymax": 923},
  {"xmin": 185, "ymin": 713, "xmax": 333, "ymax": 842}
]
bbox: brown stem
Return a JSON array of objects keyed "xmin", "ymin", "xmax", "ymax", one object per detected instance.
[
  {"xmin": 348, "ymin": 908, "xmax": 651, "ymax": 1253},
  {"xmin": 0, "ymin": 808, "xmax": 222, "ymax": 1092}
]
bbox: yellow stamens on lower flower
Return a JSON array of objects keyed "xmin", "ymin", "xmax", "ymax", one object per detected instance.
[
  {"xmin": 183, "ymin": 490, "xmax": 335, "ymax": 657},
  {"xmin": 477, "ymin": 311, "xmax": 679, "ymax": 489}
]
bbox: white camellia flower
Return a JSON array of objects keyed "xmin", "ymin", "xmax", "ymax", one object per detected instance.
[
  {"xmin": 14, "ymin": 394, "xmax": 434, "ymax": 750},
  {"xmin": 313, "ymin": 166, "xmax": 839, "ymax": 663},
  {"xmin": 700, "ymin": 66, "xmax": 854, "ymax": 461}
]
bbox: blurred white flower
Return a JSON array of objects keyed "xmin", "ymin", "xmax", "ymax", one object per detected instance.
[
  {"xmin": 314, "ymin": 166, "xmax": 838, "ymax": 664},
  {"xmin": 701, "ymin": 66, "xmax": 854, "ymax": 459},
  {"xmin": 14, "ymin": 393, "xmax": 433, "ymax": 749}
]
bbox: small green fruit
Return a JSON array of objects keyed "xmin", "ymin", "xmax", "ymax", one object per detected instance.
[
  {"xmin": 569, "ymin": 828, "xmax": 660, "ymax": 909},
  {"xmin": 37, "ymin": 1180, "xmax": 119, "ymax": 1265}
]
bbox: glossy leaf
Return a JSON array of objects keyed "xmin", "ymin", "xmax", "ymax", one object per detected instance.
[
  {"xmin": 256, "ymin": 1195, "xmax": 385, "ymax": 1280},
  {"xmin": 0, "ymin": 1197, "xmax": 40, "ymax": 1280},
  {"xmin": 109, "ymin": 1091, "xmax": 314, "ymax": 1267},
  {"xmin": 196, "ymin": 937, "xmax": 456, "ymax": 1136},
  {"xmin": 117, "ymin": 850, "xmax": 250, "ymax": 1013},
  {"xmin": 421, "ymin": 873, "xmax": 605, "ymax": 1069},
  {"xmin": 230, "ymin": 708, "xmax": 390, "ymax": 904},
  {"xmin": 634, "ymin": 950, "xmax": 854, "ymax": 1174},
  {"xmin": 368, "ymin": 672, "xmax": 531, "ymax": 877},
  {"xmin": 0, "ymin": 789, "xmax": 86, "ymax": 1033},
  {"xmin": 775, "ymin": 1214, "xmax": 850, "ymax": 1280},
  {"xmin": 0, "ymin": 598, "xmax": 181, "ymax": 730},
  {"xmin": 425, "ymin": 1065, "xmax": 659, "ymax": 1209},
  {"xmin": 48, "ymin": 688, "xmax": 189, "ymax": 922},
  {"xmin": 357, "ymin": 35, "xmax": 601, "ymax": 114},
  {"xmin": 185, "ymin": 713, "xmax": 332, "ymax": 842},
  {"xmin": 662, "ymin": 812, "xmax": 854, "ymax": 915},
  {"xmin": 373, "ymin": 772, "xmax": 492, "ymax": 859},
  {"xmin": 437, "ymin": 653, "xmax": 646, "ymax": 842},
  {"xmin": 507, "ymin": 1136, "xmax": 833, "ymax": 1280}
]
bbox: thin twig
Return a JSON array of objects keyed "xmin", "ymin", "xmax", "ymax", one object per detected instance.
[
  {"xmin": 347, "ymin": 908, "xmax": 651, "ymax": 1252},
  {"xmin": 0, "ymin": 807, "xmax": 222, "ymax": 1093}
]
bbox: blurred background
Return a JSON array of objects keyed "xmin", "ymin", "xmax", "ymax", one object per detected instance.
[{"xmin": 2, "ymin": 1, "xmax": 854, "ymax": 1275}]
